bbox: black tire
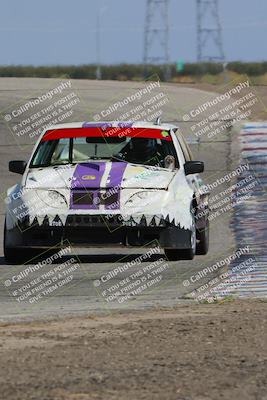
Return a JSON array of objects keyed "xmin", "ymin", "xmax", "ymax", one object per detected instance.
[
  {"xmin": 4, "ymin": 247, "xmax": 30, "ymax": 265},
  {"xmin": 196, "ymin": 222, "xmax": 209, "ymax": 255},
  {"xmin": 164, "ymin": 213, "xmax": 196, "ymax": 261},
  {"xmin": 3, "ymin": 221, "xmax": 37, "ymax": 264},
  {"xmin": 164, "ymin": 248, "xmax": 195, "ymax": 261},
  {"xmin": 4, "ymin": 246, "xmax": 45, "ymax": 264}
]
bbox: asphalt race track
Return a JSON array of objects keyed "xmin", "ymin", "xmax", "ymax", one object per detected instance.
[{"xmin": 0, "ymin": 78, "xmax": 239, "ymax": 321}]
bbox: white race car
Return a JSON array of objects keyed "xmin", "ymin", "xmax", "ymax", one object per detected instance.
[{"xmin": 4, "ymin": 121, "xmax": 209, "ymax": 263}]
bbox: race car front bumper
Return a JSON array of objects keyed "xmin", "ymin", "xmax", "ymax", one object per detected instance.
[{"xmin": 9, "ymin": 213, "xmax": 193, "ymax": 250}]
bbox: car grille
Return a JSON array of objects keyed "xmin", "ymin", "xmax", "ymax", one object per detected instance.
[
  {"xmin": 72, "ymin": 191, "xmax": 94, "ymax": 205},
  {"xmin": 65, "ymin": 214, "xmax": 168, "ymax": 228},
  {"xmin": 71, "ymin": 189, "xmax": 119, "ymax": 209}
]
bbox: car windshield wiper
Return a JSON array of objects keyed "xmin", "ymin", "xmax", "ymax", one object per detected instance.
[
  {"xmin": 50, "ymin": 161, "xmax": 72, "ymax": 166},
  {"xmin": 45, "ymin": 156, "xmax": 125, "ymax": 165},
  {"xmin": 76, "ymin": 156, "xmax": 125, "ymax": 162}
]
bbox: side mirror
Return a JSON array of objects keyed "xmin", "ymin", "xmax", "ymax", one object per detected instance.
[
  {"xmin": 9, "ymin": 160, "xmax": 27, "ymax": 175},
  {"xmin": 184, "ymin": 161, "xmax": 204, "ymax": 175}
]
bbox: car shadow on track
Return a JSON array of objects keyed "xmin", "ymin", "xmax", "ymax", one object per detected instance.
[
  {"xmin": 56, "ymin": 253, "xmax": 165, "ymax": 264},
  {"xmin": 0, "ymin": 254, "xmax": 165, "ymax": 266}
]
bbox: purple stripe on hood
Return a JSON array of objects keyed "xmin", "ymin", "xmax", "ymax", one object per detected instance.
[
  {"xmin": 105, "ymin": 162, "xmax": 127, "ymax": 210},
  {"xmin": 106, "ymin": 162, "xmax": 127, "ymax": 188},
  {"xmin": 70, "ymin": 162, "xmax": 127, "ymax": 210},
  {"xmin": 70, "ymin": 162, "xmax": 106, "ymax": 210},
  {"xmin": 71, "ymin": 162, "xmax": 106, "ymax": 189}
]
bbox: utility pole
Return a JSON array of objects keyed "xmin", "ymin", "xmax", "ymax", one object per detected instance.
[
  {"xmin": 143, "ymin": 0, "xmax": 170, "ymax": 80},
  {"xmin": 96, "ymin": 5, "xmax": 107, "ymax": 79},
  {"xmin": 96, "ymin": 9, "xmax": 102, "ymax": 80},
  {"xmin": 196, "ymin": 0, "xmax": 225, "ymax": 62}
]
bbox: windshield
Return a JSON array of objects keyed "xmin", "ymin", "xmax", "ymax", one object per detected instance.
[{"xmin": 30, "ymin": 128, "xmax": 178, "ymax": 168}]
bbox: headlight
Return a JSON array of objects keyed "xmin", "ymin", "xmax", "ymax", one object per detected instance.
[
  {"xmin": 32, "ymin": 190, "xmax": 68, "ymax": 209},
  {"xmin": 48, "ymin": 190, "xmax": 68, "ymax": 207},
  {"xmin": 125, "ymin": 191, "xmax": 165, "ymax": 208}
]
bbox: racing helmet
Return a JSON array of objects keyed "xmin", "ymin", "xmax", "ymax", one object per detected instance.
[{"xmin": 130, "ymin": 138, "xmax": 157, "ymax": 161}]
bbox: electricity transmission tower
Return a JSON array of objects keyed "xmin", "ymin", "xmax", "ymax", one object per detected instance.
[
  {"xmin": 143, "ymin": 0, "xmax": 170, "ymax": 80},
  {"xmin": 196, "ymin": 0, "xmax": 225, "ymax": 62}
]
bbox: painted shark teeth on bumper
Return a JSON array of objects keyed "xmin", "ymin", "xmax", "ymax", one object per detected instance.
[{"xmin": 24, "ymin": 213, "xmax": 171, "ymax": 228}]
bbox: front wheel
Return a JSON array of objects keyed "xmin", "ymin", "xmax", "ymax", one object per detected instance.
[
  {"xmin": 196, "ymin": 221, "xmax": 209, "ymax": 255},
  {"xmin": 164, "ymin": 248, "xmax": 195, "ymax": 261},
  {"xmin": 4, "ymin": 246, "xmax": 33, "ymax": 265},
  {"xmin": 4, "ymin": 220, "xmax": 37, "ymax": 264},
  {"xmin": 164, "ymin": 215, "xmax": 196, "ymax": 261}
]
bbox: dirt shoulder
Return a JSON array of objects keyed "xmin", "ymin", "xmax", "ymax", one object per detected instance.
[{"xmin": 0, "ymin": 299, "xmax": 266, "ymax": 400}]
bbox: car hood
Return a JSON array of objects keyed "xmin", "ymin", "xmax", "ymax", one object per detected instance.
[{"xmin": 25, "ymin": 162, "xmax": 175, "ymax": 190}]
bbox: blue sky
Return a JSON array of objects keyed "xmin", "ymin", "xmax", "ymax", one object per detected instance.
[{"xmin": 1, "ymin": 0, "xmax": 267, "ymax": 65}]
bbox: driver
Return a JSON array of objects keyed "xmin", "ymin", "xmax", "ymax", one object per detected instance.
[{"xmin": 117, "ymin": 138, "xmax": 163, "ymax": 166}]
